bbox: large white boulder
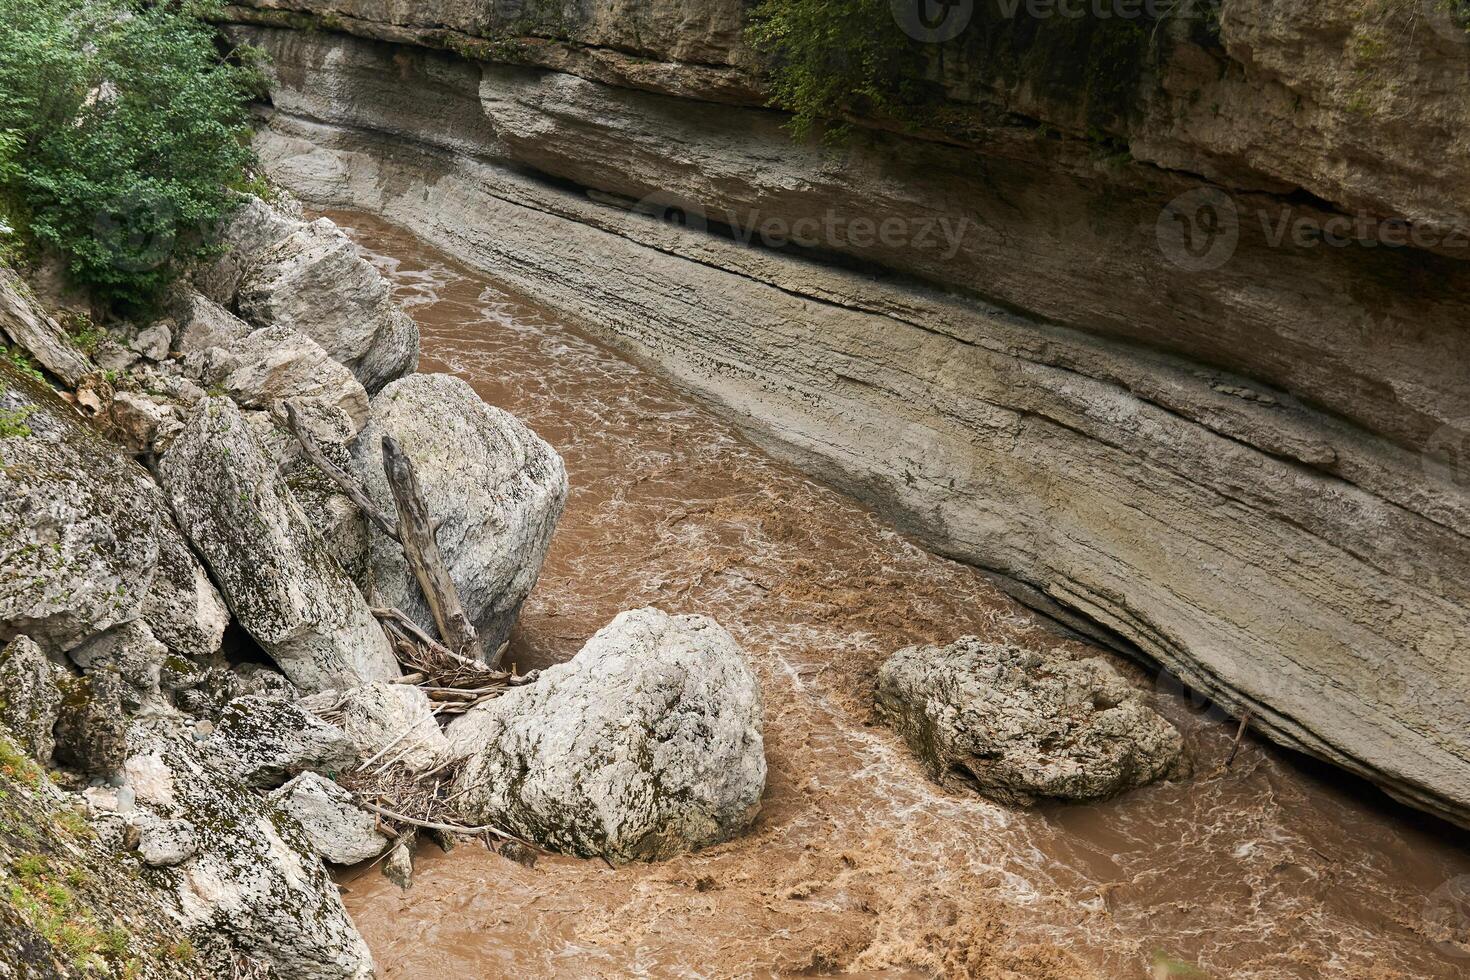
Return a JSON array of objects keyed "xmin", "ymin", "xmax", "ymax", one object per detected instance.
[
  {"xmin": 354, "ymin": 373, "xmax": 567, "ymax": 653},
  {"xmin": 450, "ymin": 608, "xmax": 766, "ymax": 862},
  {"xmin": 237, "ymin": 218, "xmax": 418, "ymax": 392},
  {"xmin": 158, "ymin": 397, "xmax": 399, "ymax": 691},
  {"xmin": 334, "ymin": 682, "xmax": 449, "ymax": 774},
  {"xmin": 876, "ymin": 639, "xmax": 1185, "ymax": 807}
]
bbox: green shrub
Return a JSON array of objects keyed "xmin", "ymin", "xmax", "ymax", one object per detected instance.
[
  {"xmin": 0, "ymin": 0, "xmax": 263, "ymax": 309},
  {"xmin": 746, "ymin": 0, "xmax": 932, "ymax": 143}
]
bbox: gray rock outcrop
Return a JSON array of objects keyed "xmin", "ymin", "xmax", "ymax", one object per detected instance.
[
  {"xmin": 157, "ymin": 397, "xmax": 399, "ymax": 691},
  {"xmin": 876, "ymin": 640, "xmax": 1184, "ymax": 807},
  {"xmin": 0, "ymin": 263, "xmax": 93, "ymax": 386},
  {"xmin": 450, "ymin": 608, "xmax": 765, "ymax": 862},
  {"xmin": 0, "ymin": 635, "xmax": 65, "ymax": 763},
  {"xmin": 213, "ymin": 695, "xmax": 359, "ymax": 787},
  {"xmin": 272, "ymin": 771, "xmax": 392, "ymax": 865},
  {"xmin": 237, "ymin": 217, "xmax": 418, "ymax": 392},
  {"xmin": 0, "ymin": 361, "xmax": 225, "ymax": 658},
  {"xmin": 354, "ymin": 373, "xmax": 567, "ymax": 652},
  {"xmin": 125, "ymin": 721, "xmax": 375, "ymax": 978}
]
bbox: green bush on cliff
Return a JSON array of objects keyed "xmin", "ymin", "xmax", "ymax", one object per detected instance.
[
  {"xmin": 0, "ymin": 0, "xmax": 263, "ymax": 309},
  {"xmin": 746, "ymin": 0, "xmax": 931, "ymax": 142}
]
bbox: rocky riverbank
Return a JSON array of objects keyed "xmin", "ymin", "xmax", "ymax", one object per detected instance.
[
  {"xmin": 217, "ymin": 0, "xmax": 1470, "ymax": 829},
  {"xmin": 0, "ymin": 194, "xmax": 776, "ymax": 975}
]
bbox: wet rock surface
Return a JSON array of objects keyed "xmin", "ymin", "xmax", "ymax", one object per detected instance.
[
  {"xmin": 451, "ymin": 608, "xmax": 765, "ymax": 862},
  {"xmin": 354, "ymin": 372, "xmax": 567, "ymax": 653},
  {"xmin": 876, "ymin": 639, "xmax": 1185, "ymax": 807}
]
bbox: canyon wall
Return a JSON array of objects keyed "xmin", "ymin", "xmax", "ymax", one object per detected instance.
[{"xmin": 221, "ymin": 0, "xmax": 1470, "ymax": 827}]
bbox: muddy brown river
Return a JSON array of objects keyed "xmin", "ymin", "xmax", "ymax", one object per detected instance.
[{"xmin": 329, "ymin": 212, "xmax": 1470, "ymax": 978}]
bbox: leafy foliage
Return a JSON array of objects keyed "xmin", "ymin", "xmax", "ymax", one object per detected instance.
[
  {"xmin": 0, "ymin": 0, "xmax": 263, "ymax": 308},
  {"xmin": 746, "ymin": 0, "xmax": 932, "ymax": 142}
]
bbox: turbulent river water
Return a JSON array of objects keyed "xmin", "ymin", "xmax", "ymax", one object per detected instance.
[{"xmin": 329, "ymin": 212, "xmax": 1470, "ymax": 978}]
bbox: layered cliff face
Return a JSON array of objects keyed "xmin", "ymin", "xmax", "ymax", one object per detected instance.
[{"xmin": 221, "ymin": 1, "xmax": 1470, "ymax": 826}]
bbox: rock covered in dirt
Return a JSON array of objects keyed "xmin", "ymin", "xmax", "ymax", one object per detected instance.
[
  {"xmin": 68, "ymin": 619, "xmax": 170, "ymax": 714},
  {"xmin": 124, "ymin": 720, "xmax": 375, "ymax": 978},
  {"xmin": 272, "ymin": 771, "xmax": 391, "ymax": 865},
  {"xmin": 876, "ymin": 639, "xmax": 1184, "ymax": 807},
  {"xmin": 333, "ymin": 683, "xmax": 449, "ymax": 774},
  {"xmin": 53, "ymin": 670, "xmax": 129, "ymax": 779},
  {"xmin": 0, "ymin": 361, "xmax": 223, "ymax": 659},
  {"xmin": 450, "ymin": 608, "xmax": 765, "ymax": 862},
  {"xmin": 213, "ymin": 694, "xmax": 359, "ymax": 788},
  {"xmin": 354, "ymin": 373, "xmax": 567, "ymax": 652},
  {"xmin": 0, "ymin": 635, "xmax": 66, "ymax": 763},
  {"xmin": 181, "ymin": 323, "xmax": 370, "ymax": 431},
  {"xmin": 157, "ymin": 397, "xmax": 399, "ymax": 692},
  {"xmin": 237, "ymin": 217, "xmax": 418, "ymax": 392}
]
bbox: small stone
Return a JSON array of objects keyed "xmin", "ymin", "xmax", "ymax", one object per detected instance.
[
  {"xmin": 382, "ymin": 837, "xmax": 413, "ymax": 890},
  {"xmin": 130, "ymin": 321, "xmax": 174, "ymax": 361},
  {"xmin": 135, "ymin": 814, "xmax": 197, "ymax": 867}
]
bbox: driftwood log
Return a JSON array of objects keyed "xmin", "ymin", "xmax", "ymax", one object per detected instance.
[
  {"xmin": 381, "ymin": 434, "xmax": 489, "ymax": 665},
  {"xmin": 281, "ymin": 401, "xmax": 494, "ymax": 667}
]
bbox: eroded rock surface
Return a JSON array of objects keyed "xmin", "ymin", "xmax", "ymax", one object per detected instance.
[
  {"xmin": 213, "ymin": 694, "xmax": 358, "ymax": 787},
  {"xmin": 0, "ymin": 635, "xmax": 65, "ymax": 764},
  {"xmin": 354, "ymin": 372, "xmax": 567, "ymax": 652},
  {"xmin": 333, "ymin": 682, "xmax": 448, "ymax": 774},
  {"xmin": 157, "ymin": 396, "xmax": 398, "ymax": 691},
  {"xmin": 237, "ymin": 217, "xmax": 418, "ymax": 392},
  {"xmin": 125, "ymin": 721, "xmax": 375, "ymax": 979},
  {"xmin": 451, "ymin": 608, "xmax": 765, "ymax": 862},
  {"xmin": 877, "ymin": 639, "xmax": 1184, "ymax": 807}
]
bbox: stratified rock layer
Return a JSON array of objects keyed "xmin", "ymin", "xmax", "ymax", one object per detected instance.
[{"xmin": 451, "ymin": 608, "xmax": 765, "ymax": 862}]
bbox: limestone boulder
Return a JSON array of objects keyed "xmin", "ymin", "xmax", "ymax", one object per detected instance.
[
  {"xmin": 450, "ymin": 608, "xmax": 765, "ymax": 862},
  {"xmin": 125, "ymin": 720, "xmax": 375, "ymax": 978},
  {"xmin": 53, "ymin": 670, "xmax": 129, "ymax": 779},
  {"xmin": 0, "ymin": 361, "xmax": 223, "ymax": 662},
  {"xmin": 181, "ymin": 323, "xmax": 370, "ymax": 431},
  {"xmin": 354, "ymin": 373, "xmax": 567, "ymax": 652},
  {"xmin": 0, "ymin": 263, "xmax": 92, "ymax": 386},
  {"xmin": 237, "ymin": 217, "xmax": 418, "ymax": 392},
  {"xmin": 194, "ymin": 194, "xmax": 300, "ymax": 308},
  {"xmin": 68, "ymin": 619, "xmax": 170, "ymax": 714},
  {"xmin": 170, "ymin": 285, "xmax": 252, "ymax": 354},
  {"xmin": 876, "ymin": 639, "xmax": 1185, "ymax": 807},
  {"xmin": 157, "ymin": 397, "xmax": 399, "ymax": 691},
  {"xmin": 272, "ymin": 772, "xmax": 392, "ymax": 865}
]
